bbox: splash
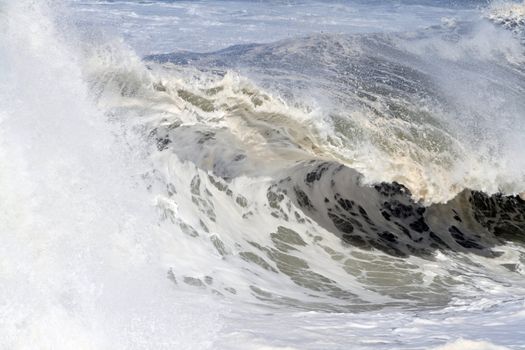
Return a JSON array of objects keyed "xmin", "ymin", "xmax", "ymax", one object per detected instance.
[{"xmin": 0, "ymin": 1, "xmax": 222, "ymax": 348}]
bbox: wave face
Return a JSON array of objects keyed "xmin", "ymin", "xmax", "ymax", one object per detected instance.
[{"xmin": 2, "ymin": 0, "xmax": 525, "ymax": 349}]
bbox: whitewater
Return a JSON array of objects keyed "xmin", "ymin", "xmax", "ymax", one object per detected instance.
[{"xmin": 1, "ymin": 0, "xmax": 525, "ymax": 349}]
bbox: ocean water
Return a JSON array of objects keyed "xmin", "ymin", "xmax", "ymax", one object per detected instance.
[{"xmin": 1, "ymin": 0, "xmax": 525, "ymax": 348}]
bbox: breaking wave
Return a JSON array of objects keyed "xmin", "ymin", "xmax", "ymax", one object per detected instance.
[
  {"xmin": 82, "ymin": 1, "xmax": 525, "ymax": 308},
  {"xmin": 2, "ymin": 0, "xmax": 525, "ymax": 348},
  {"xmin": 146, "ymin": 23, "xmax": 525, "ymax": 204}
]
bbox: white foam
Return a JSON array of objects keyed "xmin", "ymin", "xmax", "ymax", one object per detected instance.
[
  {"xmin": 0, "ymin": 1, "xmax": 222, "ymax": 348},
  {"xmin": 487, "ymin": 1, "xmax": 525, "ymax": 28},
  {"xmin": 433, "ymin": 339, "xmax": 510, "ymax": 350}
]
